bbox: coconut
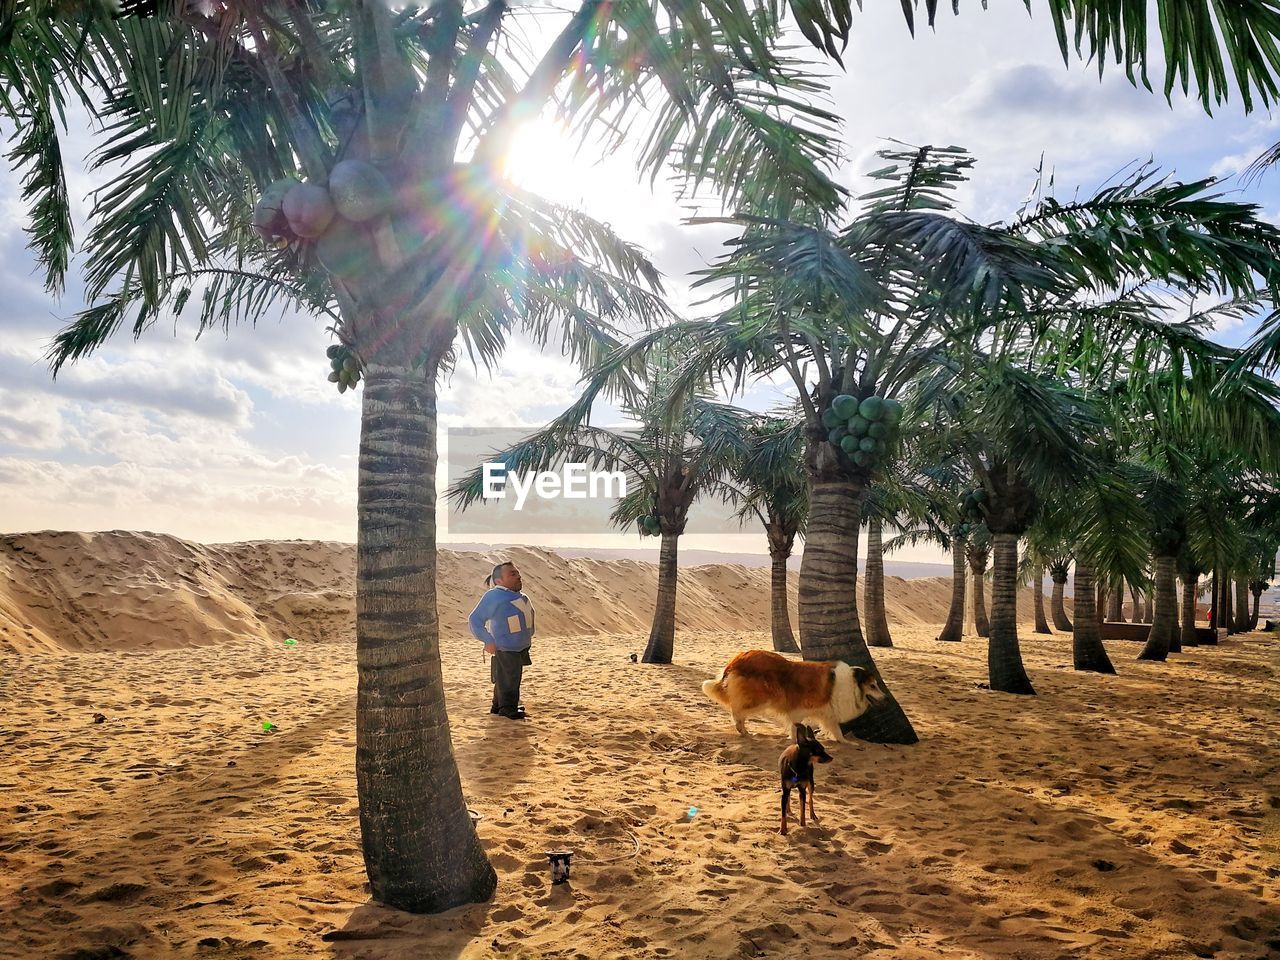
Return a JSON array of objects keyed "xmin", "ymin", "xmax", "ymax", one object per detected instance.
[
  {"xmin": 252, "ymin": 177, "xmax": 299, "ymax": 240},
  {"xmin": 973, "ymin": 488, "xmax": 988, "ymax": 503},
  {"xmin": 831, "ymin": 394, "xmax": 859, "ymax": 420},
  {"xmin": 867, "ymin": 422, "xmax": 888, "ymax": 440},
  {"xmin": 858, "ymin": 396, "xmax": 885, "ymax": 421},
  {"xmin": 328, "ymin": 159, "xmax": 393, "ymax": 223},
  {"xmin": 853, "ymin": 450, "xmax": 873, "ymax": 468},
  {"xmin": 881, "ymin": 398, "xmax": 903, "ymax": 424},
  {"xmin": 859, "ymin": 436, "xmax": 878, "ymax": 453},
  {"xmin": 325, "ymin": 344, "xmax": 342, "ymax": 360},
  {"xmin": 839, "ymin": 435, "xmax": 859, "ymax": 455},
  {"xmin": 828, "ymin": 426, "xmax": 848, "ymax": 444},
  {"xmin": 327, "ymin": 371, "xmax": 340, "ymax": 383},
  {"xmin": 821, "ymin": 408, "xmax": 841, "ymax": 429},
  {"xmin": 282, "ymin": 182, "xmax": 336, "ymax": 239},
  {"xmin": 342, "ymin": 356, "xmax": 358, "ymax": 374},
  {"xmin": 847, "ymin": 416, "xmax": 869, "ymax": 437}
]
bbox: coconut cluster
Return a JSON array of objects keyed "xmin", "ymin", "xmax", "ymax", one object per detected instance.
[
  {"xmin": 251, "ymin": 159, "xmax": 393, "ymax": 277},
  {"xmin": 821, "ymin": 394, "xmax": 903, "ymax": 471},
  {"xmin": 957, "ymin": 487, "xmax": 987, "ymax": 532},
  {"xmin": 637, "ymin": 514, "xmax": 662, "ymax": 537},
  {"xmin": 326, "ymin": 343, "xmax": 362, "ymax": 394}
]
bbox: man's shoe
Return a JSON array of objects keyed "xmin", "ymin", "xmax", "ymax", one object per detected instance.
[{"xmin": 498, "ymin": 709, "xmax": 526, "ymax": 721}]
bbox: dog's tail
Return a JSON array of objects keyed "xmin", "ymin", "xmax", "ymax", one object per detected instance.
[{"xmin": 702, "ymin": 671, "xmax": 730, "ymax": 705}]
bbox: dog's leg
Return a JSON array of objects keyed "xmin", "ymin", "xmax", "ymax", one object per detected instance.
[
  {"xmin": 732, "ymin": 708, "xmax": 748, "ymax": 735},
  {"xmin": 822, "ymin": 707, "xmax": 848, "ymax": 742},
  {"xmin": 780, "ymin": 785, "xmax": 789, "ymax": 835},
  {"xmin": 808, "ymin": 778, "xmax": 818, "ymax": 822},
  {"xmin": 798, "ymin": 784, "xmax": 807, "ymax": 828}
]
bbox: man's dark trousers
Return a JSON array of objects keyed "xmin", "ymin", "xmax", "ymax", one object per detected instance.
[{"xmin": 490, "ymin": 648, "xmax": 530, "ymax": 716}]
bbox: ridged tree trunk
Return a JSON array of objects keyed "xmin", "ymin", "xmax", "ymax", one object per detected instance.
[
  {"xmin": 1107, "ymin": 584, "xmax": 1123, "ymax": 622},
  {"xmin": 356, "ymin": 365, "xmax": 496, "ymax": 912},
  {"xmin": 971, "ymin": 565, "xmax": 990, "ymax": 637},
  {"xmin": 642, "ymin": 531, "xmax": 680, "ymax": 663},
  {"xmin": 864, "ymin": 517, "xmax": 892, "ymax": 648},
  {"xmin": 1169, "ymin": 578, "xmax": 1181, "ymax": 654},
  {"xmin": 1250, "ymin": 584, "xmax": 1264, "ymax": 631},
  {"xmin": 1208, "ymin": 571, "xmax": 1221, "ymax": 644},
  {"xmin": 1050, "ymin": 568, "xmax": 1072, "ymax": 631},
  {"xmin": 1221, "ymin": 579, "xmax": 1235, "ymax": 635},
  {"xmin": 1095, "ymin": 582, "xmax": 1106, "ymax": 626},
  {"xmin": 1180, "ymin": 575, "xmax": 1199, "ymax": 648},
  {"xmin": 769, "ymin": 549, "xmax": 800, "ymax": 654},
  {"xmin": 1234, "ymin": 579, "xmax": 1251, "ymax": 632},
  {"xmin": 987, "ymin": 533, "xmax": 1034, "ymax": 694},
  {"xmin": 1130, "ymin": 583, "xmax": 1141, "ymax": 623},
  {"xmin": 1071, "ymin": 562, "xmax": 1115, "ymax": 674},
  {"xmin": 799, "ymin": 479, "xmax": 917, "ymax": 744},
  {"xmin": 1033, "ymin": 566, "xmax": 1051, "ymax": 634},
  {"xmin": 1138, "ymin": 554, "xmax": 1178, "ymax": 661},
  {"xmin": 937, "ymin": 535, "xmax": 966, "ymax": 642}
]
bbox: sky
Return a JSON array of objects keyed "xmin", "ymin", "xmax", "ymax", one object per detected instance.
[{"xmin": 1, "ymin": 3, "xmax": 1278, "ymax": 562}]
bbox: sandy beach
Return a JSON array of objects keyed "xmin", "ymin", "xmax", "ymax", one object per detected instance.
[{"xmin": 2, "ymin": 533, "xmax": 1278, "ymax": 959}]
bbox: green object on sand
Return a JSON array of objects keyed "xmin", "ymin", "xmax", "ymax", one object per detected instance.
[
  {"xmin": 262, "ymin": 722, "xmax": 275, "ymax": 731},
  {"xmin": 284, "ymin": 638, "xmax": 297, "ymax": 646}
]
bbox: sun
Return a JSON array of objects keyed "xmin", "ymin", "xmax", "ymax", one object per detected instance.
[{"xmin": 502, "ymin": 118, "xmax": 595, "ymax": 205}]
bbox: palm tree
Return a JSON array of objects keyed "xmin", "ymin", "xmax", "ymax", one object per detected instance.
[
  {"xmin": 0, "ymin": 0, "xmax": 872, "ymax": 912},
  {"xmin": 938, "ymin": 525, "xmax": 968, "ymax": 643},
  {"xmin": 725, "ymin": 416, "xmax": 808, "ymax": 654},
  {"xmin": 966, "ymin": 531, "xmax": 992, "ymax": 639},
  {"xmin": 1048, "ymin": 558, "xmax": 1074, "ymax": 630},
  {"xmin": 450, "ymin": 366, "xmax": 752, "ymax": 664}
]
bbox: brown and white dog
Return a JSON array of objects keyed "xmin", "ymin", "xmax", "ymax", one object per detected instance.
[{"xmin": 702, "ymin": 650, "xmax": 887, "ymax": 741}]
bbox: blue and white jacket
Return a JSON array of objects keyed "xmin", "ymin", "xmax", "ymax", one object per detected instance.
[{"xmin": 468, "ymin": 586, "xmax": 535, "ymax": 652}]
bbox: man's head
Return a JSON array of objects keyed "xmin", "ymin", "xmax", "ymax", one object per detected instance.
[{"xmin": 487, "ymin": 561, "xmax": 522, "ymax": 591}]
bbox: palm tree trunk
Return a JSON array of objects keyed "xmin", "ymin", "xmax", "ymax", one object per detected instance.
[
  {"xmin": 1071, "ymin": 562, "xmax": 1115, "ymax": 674},
  {"xmin": 1107, "ymin": 583, "xmax": 1123, "ymax": 622},
  {"xmin": 864, "ymin": 517, "xmax": 892, "ymax": 648},
  {"xmin": 642, "ymin": 531, "xmax": 679, "ymax": 663},
  {"xmin": 356, "ymin": 365, "xmax": 495, "ymax": 913},
  {"xmin": 1234, "ymin": 579, "xmax": 1251, "ymax": 632},
  {"xmin": 1207, "ymin": 571, "xmax": 1220, "ymax": 644},
  {"xmin": 972, "ymin": 568, "xmax": 990, "ymax": 637},
  {"xmin": 1095, "ymin": 582, "xmax": 1106, "ymax": 626},
  {"xmin": 1168, "ymin": 577, "xmax": 1181, "ymax": 653},
  {"xmin": 1138, "ymin": 555, "xmax": 1177, "ymax": 662},
  {"xmin": 1051, "ymin": 574, "xmax": 1072, "ymax": 631},
  {"xmin": 1250, "ymin": 586, "xmax": 1263, "ymax": 631},
  {"xmin": 987, "ymin": 533, "xmax": 1035, "ymax": 694},
  {"xmin": 769, "ymin": 550, "xmax": 800, "ymax": 653},
  {"xmin": 1180, "ymin": 575, "xmax": 1199, "ymax": 648},
  {"xmin": 798, "ymin": 479, "xmax": 917, "ymax": 744},
  {"xmin": 1033, "ymin": 566, "xmax": 1051, "ymax": 634},
  {"xmin": 937, "ymin": 536, "xmax": 966, "ymax": 642},
  {"xmin": 1221, "ymin": 579, "xmax": 1235, "ymax": 635}
]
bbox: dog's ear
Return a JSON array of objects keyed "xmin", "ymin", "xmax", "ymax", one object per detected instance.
[
  {"xmin": 851, "ymin": 666, "xmax": 873, "ymax": 684},
  {"xmin": 800, "ymin": 724, "xmax": 817, "ymax": 742},
  {"xmin": 792, "ymin": 723, "xmax": 805, "ymax": 744}
]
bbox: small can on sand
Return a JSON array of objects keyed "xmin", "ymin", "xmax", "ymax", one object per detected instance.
[{"xmin": 546, "ymin": 850, "xmax": 573, "ymax": 884}]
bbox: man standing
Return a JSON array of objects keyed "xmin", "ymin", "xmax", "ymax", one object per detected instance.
[{"xmin": 468, "ymin": 561, "xmax": 535, "ymax": 720}]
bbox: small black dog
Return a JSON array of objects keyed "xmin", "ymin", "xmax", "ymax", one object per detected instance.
[{"xmin": 778, "ymin": 723, "xmax": 832, "ymax": 835}]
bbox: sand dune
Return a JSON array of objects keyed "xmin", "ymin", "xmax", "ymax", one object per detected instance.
[
  {"xmin": 2, "ymin": 532, "xmax": 1275, "ymax": 960},
  {"xmin": 0, "ymin": 531, "xmax": 1002, "ymax": 655}
]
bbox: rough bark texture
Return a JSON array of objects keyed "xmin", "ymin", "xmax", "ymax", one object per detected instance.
[
  {"xmin": 1107, "ymin": 585, "xmax": 1124, "ymax": 622},
  {"xmin": 1169, "ymin": 578, "xmax": 1181, "ymax": 654},
  {"xmin": 769, "ymin": 550, "xmax": 800, "ymax": 653},
  {"xmin": 1221, "ymin": 579, "xmax": 1235, "ymax": 635},
  {"xmin": 864, "ymin": 517, "xmax": 892, "ymax": 648},
  {"xmin": 1071, "ymin": 562, "xmax": 1115, "ymax": 674},
  {"xmin": 1138, "ymin": 555, "xmax": 1178, "ymax": 661},
  {"xmin": 1180, "ymin": 575, "xmax": 1200, "ymax": 648},
  {"xmin": 971, "ymin": 566, "xmax": 990, "ymax": 638},
  {"xmin": 356, "ymin": 366, "xmax": 496, "ymax": 913},
  {"xmin": 987, "ymin": 533, "xmax": 1034, "ymax": 694},
  {"xmin": 1207, "ymin": 573, "xmax": 1221, "ymax": 645},
  {"xmin": 799, "ymin": 479, "xmax": 917, "ymax": 744},
  {"xmin": 937, "ymin": 537, "xmax": 966, "ymax": 642},
  {"xmin": 1250, "ymin": 585, "xmax": 1264, "ymax": 631},
  {"xmin": 1095, "ymin": 583, "xmax": 1106, "ymax": 626},
  {"xmin": 1032, "ymin": 567, "xmax": 1051, "ymax": 634},
  {"xmin": 1235, "ymin": 579, "xmax": 1252, "ymax": 632},
  {"xmin": 641, "ymin": 531, "xmax": 679, "ymax": 663},
  {"xmin": 1050, "ymin": 570, "xmax": 1073, "ymax": 631}
]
